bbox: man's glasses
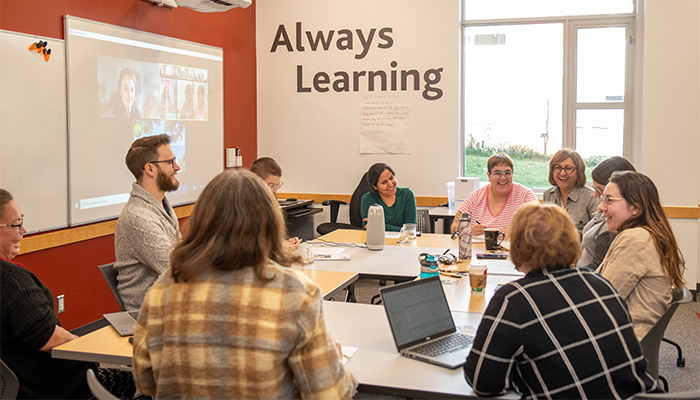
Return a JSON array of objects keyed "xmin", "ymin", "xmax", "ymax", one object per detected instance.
[
  {"xmin": 1, "ymin": 215, "xmax": 24, "ymax": 233},
  {"xmin": 552, "ymin": 165, "xmax": 576, "ymax": 174},
  {"xmin": 490, "ymin": 171, "xmax": 513, "ymax": 179},
  {"xmin": 148, "ymin": 158, "xmax": 177, "ymax": 168},
  {"xmin": 269, "ymin": 182, "xmax": 284, "ymax": 191},
  {"xmin": 599, "ymin": 195, "xmax": 623, "ymax": 207}
]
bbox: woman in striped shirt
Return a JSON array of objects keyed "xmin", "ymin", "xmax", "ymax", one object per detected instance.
[{"xmin": 450, "ymin": 153, "xmax": 537, "ymax": 236}]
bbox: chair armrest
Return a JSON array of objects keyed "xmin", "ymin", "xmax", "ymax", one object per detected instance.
[{"xmin": 321, "ymin": 200, "xmax": 347, "ymax": 223}]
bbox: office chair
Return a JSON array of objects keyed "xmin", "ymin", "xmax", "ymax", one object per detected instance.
[
  {"xmin": 317, "ymin": 172, "xmax": 371, "ymax": 235},
  {"xmin": 1, "ymin": 359, "xmax": 19, "ymax": 400},
  {"xmin": 416, "ymin": 209, "xmax": 431, "ymax": 234},
  {"xmin": 640, "ymin": 285, "xmax": 693, "ymax": 392},
  {"xmin": 86, "ymin": 369, "xmax": 119, "ymax": 400},
  {"xmin": 632, "ymin": 389, "xmax": 700, "ymax": 400},
  {"xmin": 98, "ymin": 262, "xmax": 126, "ymax": 311}
]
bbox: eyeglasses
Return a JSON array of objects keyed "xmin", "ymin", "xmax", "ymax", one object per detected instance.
[
  {"xmin": 269, "ymin": 182, "xmax": 284, "ymax": 191},
  {"xmin": 552, "ymin": 165, "xmax": 576, "ymax": 174},
  {"xmin": 599, "ymin": 195, "xmax": 624, "ymax": 207},
  {"xmin": 490, "ymin": 171, "xmax": 513, "ymax": 179},
  {"xmin": 1, "ymin": 215, "xmax": 24, "ymax": 233},
  {"xmin": 148, "ymin": 158, "xmax": 177, "ymax": 168}
]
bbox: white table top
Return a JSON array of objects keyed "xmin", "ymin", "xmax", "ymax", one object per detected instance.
[
  {"xmin": 299, "ymin": 244, "xmax": 450, "ymax": 280},
  {"xmin": 325, "ymin": 301, "xmax": 518, "ymax": 399},
  {"xmin": 429, "ymin": 206, "xmax": 457, "ymax": 217}
]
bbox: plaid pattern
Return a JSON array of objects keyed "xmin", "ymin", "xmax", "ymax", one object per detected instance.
[
  {"xmin": 133, "ymin": 264, "xmax": 357, "ymax": 399},
  {"xmin": 464, "ymin": 267, "xmax": 658, "ymax": 399}
]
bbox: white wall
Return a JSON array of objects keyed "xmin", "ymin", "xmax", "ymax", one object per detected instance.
[
  {"xmin": 257, "ymin": 0, "xmax": 700, "ymax": 287},
  {"xmin": 257, "ymin": 0, "xmax": 460, "ymax": 198},
  {"xmin": 641, "ymin": 0, "xmax": 700, "ymax": 287}
]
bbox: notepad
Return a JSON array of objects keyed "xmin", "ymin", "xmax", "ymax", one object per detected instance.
[{"xmin": 313, "ymin": 247, "xmax": 351, "ymax": 261}]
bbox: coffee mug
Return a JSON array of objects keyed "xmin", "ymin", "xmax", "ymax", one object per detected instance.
[
  {"xmin": 400, "ymin": 223, "xmax": 417, "ymax": 241},
  {"xmin": 484, "ymin": 228, "xmax": 505, "ymax": 250}
]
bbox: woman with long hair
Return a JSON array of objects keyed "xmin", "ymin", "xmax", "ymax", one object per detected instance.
[
  {"xmin": 577, "ymin": 156, "xmax": 636, "ymax": 269},
  {"xmin": 132, "ymin": 170, "xmax": 357, "ymax": 399},
  {"xmin": 360, "ymin": 163, "xmax": 416, "ymax": 232},
  {"xmin": 597, "ymin": 171, "xmax": 686, "ymax": 340}
]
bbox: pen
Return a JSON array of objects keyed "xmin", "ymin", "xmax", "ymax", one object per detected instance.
[
  {"xmin": 442, "ymin": 249, "xmax": 450, "ymax": 255},
  {"xmin": 440, "ymin": 272, "xmax": 462, "ymax": 279}
]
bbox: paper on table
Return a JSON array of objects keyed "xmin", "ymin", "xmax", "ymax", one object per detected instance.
[
  {"xmin": 385, "ymin": 232, "xmax": 402, "ymax": 239},
  {"xmin": 486, "ymin": 260, "xmax": 525, "ymax": 276},
  {"xmin": 314, "ymin": 247, "xmax": 347, "ymax": 256},
  {"xmin": 472, "ymin": 235, "xmax": 485, "ymax": 243},
  {"xmin": 488, "ymin": 274, "xmax": 521, "ymax": 285},
  {"xmin": 314, "ymin": 246, "xmax": 351, "ymax": 261},
  {"xmin": 341, "ymin": 346, "xmax": 358, "ymax": 365}
]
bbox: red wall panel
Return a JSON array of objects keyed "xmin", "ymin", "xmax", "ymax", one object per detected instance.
[{"xmin": 1, "ymin": 0, "xmax": 257, "ymax": 329}]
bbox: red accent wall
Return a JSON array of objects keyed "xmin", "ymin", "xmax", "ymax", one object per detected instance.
[{"xmin": 1, "ymin": 0, "xmax": 257, "ymax": 329}]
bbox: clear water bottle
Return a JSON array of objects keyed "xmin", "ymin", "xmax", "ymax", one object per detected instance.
[{"xmin": 458, "ymin": 212, "xmax": 472, "ymax": 261}]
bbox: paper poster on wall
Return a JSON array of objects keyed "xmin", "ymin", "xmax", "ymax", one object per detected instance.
[{"xmin": 360, "ymin": 94, "xmax": 410, "ymax": 154}]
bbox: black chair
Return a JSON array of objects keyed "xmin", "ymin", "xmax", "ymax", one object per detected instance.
[
  {"xmin": 1, "ymin": 359, "xmax": 19, "ymax": 400},
  {"xmin": 416, "ymin": 209, "xmax": 431, "ymax": 234},
  {"xmin": 640, "ymin": 285, "xmax": 693, "ymax": 392},
  {"xmin": 317, "ymin": 172, "xmax": 371, "ymax": 235},
  {"xmin": 86, "ymin": 369, "xmax": 119, "ymax": 400},
  {"xmin": 98, "ymin": 262, "xmax": 126, "ymax": 311}
]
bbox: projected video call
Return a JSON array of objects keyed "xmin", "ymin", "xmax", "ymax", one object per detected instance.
[
  {"xmin": 97, "ymin": 56, "xmax": 209, "ymax": 121},
  {"xmin": 66, "ymin": 16, "xmax": 223, "ymax": 226}
]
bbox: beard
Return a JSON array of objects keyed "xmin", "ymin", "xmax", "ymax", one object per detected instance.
[{"xmin": 156, "ymin": 166, "xmax": 180, "ymax": 192}]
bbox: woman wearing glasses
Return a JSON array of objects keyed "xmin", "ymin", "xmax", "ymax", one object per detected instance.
[
  {"xmin": 450, "ymin": 153, "xmax": 537, "ymax": 236},
  {"xmin": 543, "ymin": 149, "xmax": 598, "ymax": 236},
  {"xmin": 597, "ymin": 171, "xmax": 686, "ymax": 340},
  {"xmin": 0, "ymin": 189, "xmax": 95, "ymax": 398},
  {"xmin": 132, "ymin": 170, "xmax": 357, "ymax": 398},
  {"xmin": 577, "ymin": 156, "xmax": 636, "ymax": 269}
]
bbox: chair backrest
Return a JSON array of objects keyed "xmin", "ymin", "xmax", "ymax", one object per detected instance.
[
  {"xmin": 416, "ymin": 209, "xmax": 431, "ymax": 234},
  {"xmin": 640, "ymin": 286, "xmax": 692, "ymax": 380},
  {"xmin": 348, "ymin": 172, "xmax": 372, "ymax": 228},
  {"xmin": 1, "ymin": 359, "xmax": 19, "ymax": 400},
  {"xmin": 98, "ymin": 263, "xmax": 126, "ymax": 311},
  {"xmin": 86, "ymin": 369, "xmax": 119, "ymax": 400}
]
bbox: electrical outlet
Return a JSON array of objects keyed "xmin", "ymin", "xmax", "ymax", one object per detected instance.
[{"xmin": 57, "ymin": 295, "xmax": 65, "ymax": 314}]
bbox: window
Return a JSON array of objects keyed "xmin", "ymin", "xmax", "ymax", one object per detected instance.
[{"xmin": 461, "ymin": 1, "xmax": 636, "ymax": 189}]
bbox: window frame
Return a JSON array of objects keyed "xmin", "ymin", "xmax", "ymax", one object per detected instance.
[{"xmin": 460, "ymin": 6, "xmax": 637, "ymax": 181}]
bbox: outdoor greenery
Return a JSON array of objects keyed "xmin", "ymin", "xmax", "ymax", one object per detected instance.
[{"xmin": 464, "ymin": 135, "xmax": 598, "ymax": 189}]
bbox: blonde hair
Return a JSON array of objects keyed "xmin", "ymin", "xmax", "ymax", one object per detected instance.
[
  {"xmin": 510, "ymin": 204, "xmax": 581, "ymax": 272},
  {"xmin": 170, "ymin": 169, "xmax": 301, "ymax": 283},
  {"xmin": 548, "ymin": 149, "xmax": 587, "ymax": 188}
]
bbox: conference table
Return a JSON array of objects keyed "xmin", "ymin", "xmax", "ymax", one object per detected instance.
[
  {"xmin": 53, "ymin": 230, "xmax": 522, "ymax": 398},
  {"xmin": 52, "ymin": 269, "xmax": 359, "ymax": 365}
]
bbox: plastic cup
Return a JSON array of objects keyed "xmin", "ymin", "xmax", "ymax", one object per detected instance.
[
  {"xmin": 469, "ymin": 261, "xmax": 488, "ymax": 294},
  {"xmin": 300, "ymin": 243, "xmax": 314, "ymax": 264},
  {"xmin": 446, "ymin": 182, "xmax": 455, "ymax": 210}
]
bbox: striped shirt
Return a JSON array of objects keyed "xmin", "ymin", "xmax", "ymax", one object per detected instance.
[
  {"xmin": 464, "ymin": 267, "xmax": 658, "ymax": 399},
  {"xmin": 133, "ymin": 264, "xmax": 357, "ymax": 399},
  {"xmin": 457, "ymin": 183, "xmax": 536, "ymax": 229}
]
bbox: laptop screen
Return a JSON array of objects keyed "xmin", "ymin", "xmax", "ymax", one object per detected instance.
[{"xmin": 381, "ymin": 276, "xmax": 455, "ymax": 348}]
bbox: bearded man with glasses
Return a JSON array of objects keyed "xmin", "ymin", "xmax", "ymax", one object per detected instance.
[{"xmin": 115, "ymin": 134, "xmax": 181, "ymax": 311}]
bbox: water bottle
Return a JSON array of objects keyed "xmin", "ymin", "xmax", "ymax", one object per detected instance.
[
  {"xmin": 419, "ymin": 253, "xmax": 439, "ymax": 279},
  {"xmin": 366, "ymin": 203, "xmax": 385, "ymax": 251},
  {"xmin": 458, "ymin": 212, "xmax": 472, "ymax": 261}
]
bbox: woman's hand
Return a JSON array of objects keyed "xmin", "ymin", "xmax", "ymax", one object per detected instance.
[
  {"xmin": 363, "ymin": 217, "xmax": 368, "ymax": 230},
  {"xmin": 287, "ymin": 237, "xmax": 301, "ymax": 251},
  {"xmin": 472, "ymin": 224, "xmax": 486, "ymax": 237}
]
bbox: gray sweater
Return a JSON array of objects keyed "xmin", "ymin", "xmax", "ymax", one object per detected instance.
[{"xmin": 114, "ymin": 183, "xmax": 179, "ymax": 311}]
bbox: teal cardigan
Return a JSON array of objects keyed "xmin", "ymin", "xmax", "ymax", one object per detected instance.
[{"xmin": 360, "ymin": 187, "xmax": 417, "ymax": 232}]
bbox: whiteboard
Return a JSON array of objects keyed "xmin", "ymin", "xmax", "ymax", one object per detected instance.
[{"xmin": 0, "ymin": 30, "xmax": 68, "ymax": 233}]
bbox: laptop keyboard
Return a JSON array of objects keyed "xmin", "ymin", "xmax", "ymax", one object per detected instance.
[
  {"xmin": 411, "ymin": 333, "xmax": 474, "ymax": 357},
  {"xmin": 127, "ymin": 310, "xmax": 139, "ymax": 319}
]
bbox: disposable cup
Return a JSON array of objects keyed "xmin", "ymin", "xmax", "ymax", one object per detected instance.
[{"xmin": 469, "ymin": 260, "xmax": 488, "ymax": 294}]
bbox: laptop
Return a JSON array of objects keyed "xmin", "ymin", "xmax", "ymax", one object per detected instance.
[
  {"xmin": 380, "ymin": 275, "xmax": 475, "ymax": 369},
  {"xmin": 103, "ymin": 310, "xmax": 139, "ymax": 337}
]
